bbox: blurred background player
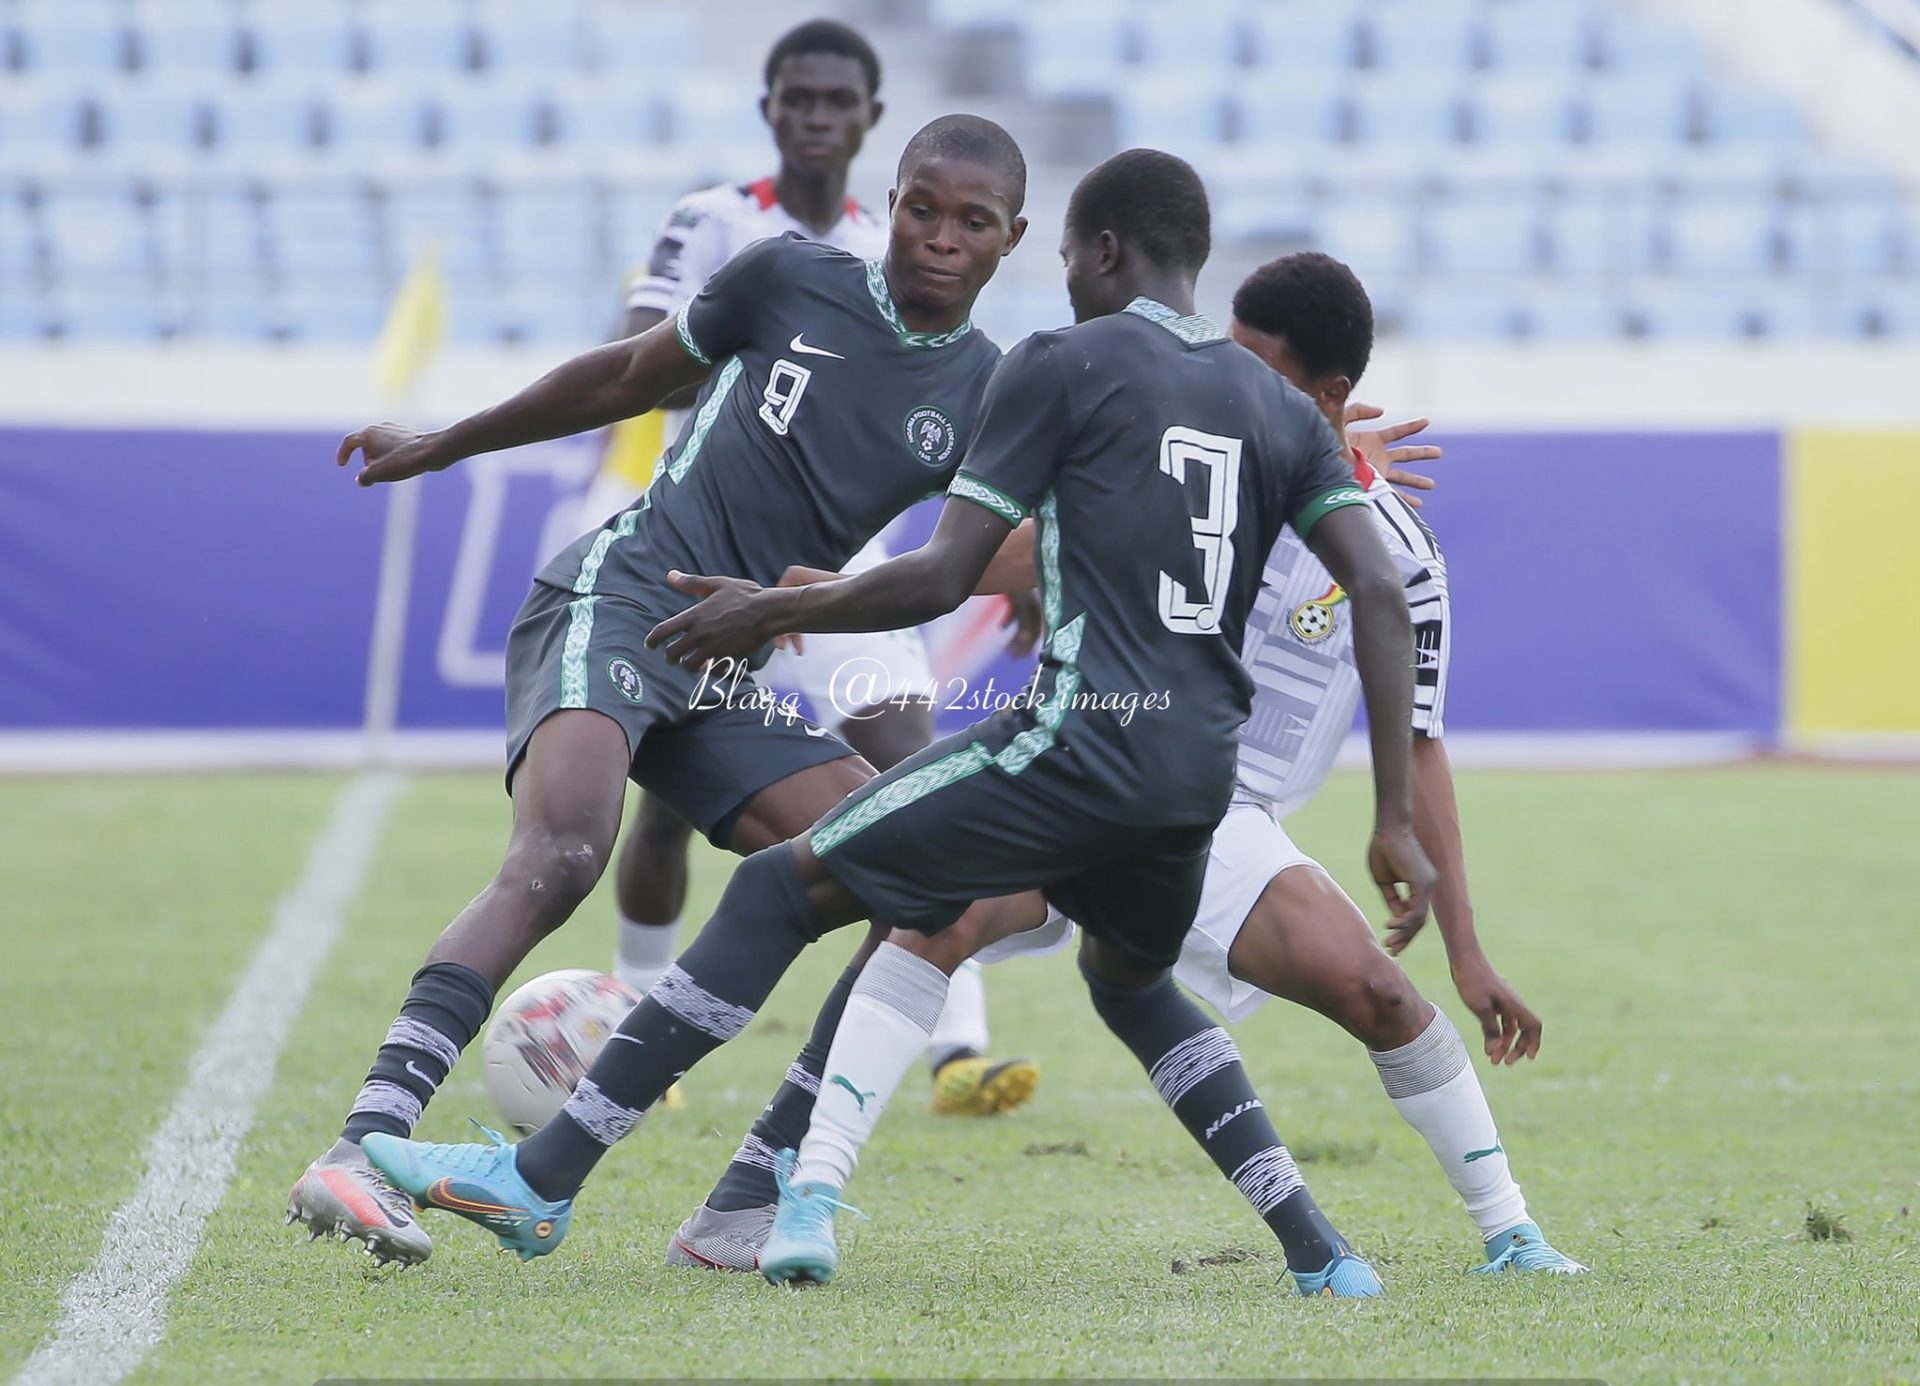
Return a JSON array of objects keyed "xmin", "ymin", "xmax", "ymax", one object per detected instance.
[{"xmin": 584, "ymin": 17, "xmax": 1036, "ymax": 1119}]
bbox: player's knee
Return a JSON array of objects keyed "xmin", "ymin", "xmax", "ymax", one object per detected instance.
[
  {"xmin": 1331, "ymin": 962, "xmax": 1426, "ymax": 1049},
  {"xmin": 631, "ymin": 795, "xmax": 694, "ymax": 852},
  {"xmin": 501, "ymin": 830, "xmax": 609, "ymax": 927}
]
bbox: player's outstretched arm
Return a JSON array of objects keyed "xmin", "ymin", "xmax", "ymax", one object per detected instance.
[
  {"xmin": 337, "ymin": 319, "xmax": 712, "ymax": 486},
  {"xmin": 1402, "ymin": 733, "xmax": 1543, "ymax": 1064},
  {"xmin": 645, "ymin": 499, "xmax": 1013, "ymax": 668},
  {"xmin": 1303, "ymin": 505, "xmax": 1436, "ymax": 931}
]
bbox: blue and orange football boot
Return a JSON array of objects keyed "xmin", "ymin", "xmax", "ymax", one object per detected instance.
[{"xmin": 361, "ymin": 1123, "xmax": 571, "ymax": 1262}]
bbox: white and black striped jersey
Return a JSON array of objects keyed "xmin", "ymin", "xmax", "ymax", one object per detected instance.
[{"xmin": 1234, "ymin": 464, "xmax": 1450, "ymax": 819}]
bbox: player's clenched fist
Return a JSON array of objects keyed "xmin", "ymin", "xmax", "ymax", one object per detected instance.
[{"xmin": 336, "ymin": 423, "xmax": 448, "ymax": 487}]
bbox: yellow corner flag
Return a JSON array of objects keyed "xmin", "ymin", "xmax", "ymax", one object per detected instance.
[{"xmin": 372, "ymin": 244, "xmax": 446, "ymax": 402}]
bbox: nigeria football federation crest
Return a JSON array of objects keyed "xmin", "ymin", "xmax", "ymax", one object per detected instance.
[
  {"xmin": 606, "ymin": 658, "xmax": 645, "ymax": 704},
  {"xmin": 904, "ymin": 406, "xmax": 958, "ymax": 466},
  {"xmin": 1289, "ymin": 582, "xmax": 1350, "ymax": 643}
]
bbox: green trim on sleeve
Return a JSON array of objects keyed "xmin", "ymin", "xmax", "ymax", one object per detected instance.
[
  {"xmin": 948, "ymin": 473, "xmax": 1027, "ymax": 526},
  {"xmin": 673, "ymin": 302, "xmax": 712, "ymax": 366},
  {"xmin": 1289, "ymin": 484, "xmax": 1370, "ymax": 538}
]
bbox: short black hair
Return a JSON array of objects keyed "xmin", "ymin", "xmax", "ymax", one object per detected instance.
[
  {"xmin": 763, "ymin": 19, "xmax": 881, "ymax": 97},
  {"xmin": 895, "ymin": 114, "xmax": 1028, "ymax": 216},
  {"xmin": 1232, "ymin": 252, "xmax": 1374, "ymax": 384},
  {"xmin": 1064, "ymin": 148, "xmax": 1210, "ymax": 274}
]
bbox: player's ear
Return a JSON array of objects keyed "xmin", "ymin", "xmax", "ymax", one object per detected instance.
[
  {"xmin": 1323, "ymin": 375, "xmax": 1353, "ymax": 415},
  {"xmin": 1096, "ymin": 229, "xmax": 1122, "ymax": 276},
  {"xmin": 1002, "ymin": 214, "xmax": 1028, "ymax": 256},
  {"xmin": 886, "ymin": 186, "xmax": 898, "ymax": 219},
  {"xmin": 759, "ymin": 93, "xmax": 773, "ymax": 127},
  {"xmin": 866, "ymin": 98, "xmax": 884, "ymax": 130}
]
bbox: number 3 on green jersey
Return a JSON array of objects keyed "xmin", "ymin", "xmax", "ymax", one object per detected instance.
[{"xmin": 1157, "ymin": 425, "xmax": 1243, "ymax": 636}]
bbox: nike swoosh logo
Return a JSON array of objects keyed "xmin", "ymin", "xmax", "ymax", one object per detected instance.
[
  {"xmin": 789, "ymin": 334, "xmax": 844, "ymax": 359},
  {"xmin": 404, "ymin": 1060, "xmax": 439, "ymax": 1088},
  {"xmin": 1463, "ymin": 1143, "xmax": 1504, "ymax": 1163}
]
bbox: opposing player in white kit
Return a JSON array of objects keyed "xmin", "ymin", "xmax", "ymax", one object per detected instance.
[
  {"xmin": 586, "ymin": 21, "xmax": 1039, "ymax": 1131},
  {"xmin": 773, "ymin": 254, "xmax": 1585, "ymax": 1280}
]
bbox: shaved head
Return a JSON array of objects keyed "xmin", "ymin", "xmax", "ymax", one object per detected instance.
[{"xmin": 896, "ymin": 114, "xmax": 1028, "ymax": 216}]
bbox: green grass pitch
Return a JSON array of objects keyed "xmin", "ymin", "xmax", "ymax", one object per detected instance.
[{"xmin": 2, "ymin": 766, "xmax": 1916, "ymax": 1382}]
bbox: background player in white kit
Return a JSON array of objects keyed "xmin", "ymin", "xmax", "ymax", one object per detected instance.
[
  {"xmin": 784, "ymin": 254, "xmax": 1586, "ymax": 1279},
  {"xmin": 584, "ymin": 20, "xmax": 1037, "ymax": 1118}
]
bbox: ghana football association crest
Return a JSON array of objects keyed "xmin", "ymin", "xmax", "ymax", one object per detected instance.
[
  {"xmin": 606, "ymin": 658, "xmax": 646, "ymax": 704},
  {"xmin": 904, "ymin": 406, "xmax": 958, "ymax": 466},
  {"xmin": 1289, "ymin": 582, "xmax": 1350, "ymax": 643}
]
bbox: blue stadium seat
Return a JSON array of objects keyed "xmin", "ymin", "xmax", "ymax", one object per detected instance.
[
  {"xmin": 1820, "ymin": 199, "xmax": 1912, "ymax": 275},
  {"xmin": 1662, "ymin": 201, "xmax": 1784, "ymax": 274},
  {"xmin": 473, "ymin": 0, "xmax": 589, "ymax": 74},
  {"xmin": 1696, "ymin": 85, "xmax": 1807, "ymax": 146},
  {"xmin": 1592, "ymin": 10, "xmax": 1704, "ymax": 74},
  {"xmin": 550, "ymin": 86, "xmax": 662, "ymax": 151},
  {"xmin": 380, "ymin": 184, "xmax": 493, "ymax": 277},
  {"xmin": 209, "ymin": 89, "xmax": 325, "ymax": 164},
  {"xmin": 1360, "ymin": 0, "xmax": 1484, "ymax": 73},
  {"xmin": 271, "ymin": 283, "xmax": 388, "ymax": 342},
  {"xmin": 495, "ymin": 182, "xmax": 602, "ymax": 278},
  {"xmin": 605, "ymin": 175, "xmax": 714, "ymax": 271},
  {"xmin": 38, "ymin": 186, "xmax": 155, "ymax": 278},
  {"xmin": 1115, "ymin": 76, "xmax": 1230, "ymax": 149},
  {"xmin": 1466, "ymin": 77, "xmax": 1579, "ymax": 146},
  {"xmin": 360, "ymin": 2, "xmax": 479, "ymax": 77},
  {"xmin": 928, "ymin": 0, "xmax": 1025, "ymax": 24},
  {"xmin": 0, "ymin": 286, "xmax": 48, "ymax": 340},
  {"xmin": 1309, "ymin": 202, "xmax": 1420, "ymax": 283},
  {"xmin": 1401, "ymin": 286, "xmax": 1526, "ymax": 340},
  {"xmin": 1576, "ymin": 77, "xmax": 1694, "ymax": 145},
  {"xmin": 0, "ymin": 190, "xmax": 39, "ymax": 279},
  {"xmin": 1621, "ymin": 279, "xmax": 1763, "ymax": 339},
  {"xmin": 1479, "ymin": 1, "xmax": 1597, "ymax": 72},
  {"xmin": 321, "ymin": 87, "xmax": 434, "ymax": 158},
  {"xmin": 1243, "ymin": 5, "xmax": 1362, "ymax": 70},
  {"xmin": 92, "ymin": 86, "xmax": 215, "ymax": 162},
  {"xmin": 0, "ymin": 84, "xmax": 91, "ymax": 165},
  {"xmin": 663, "ymin": 80, "xmax": 775, "ymax": 161},
  {"xmin": 1423, "ymin": 201, "xmax": 1545, "ymax": 274},
  {"xmin": 1542, "ymin": 196, "xmax": 1654, "ymax": 274},
  {"xmin": 1825, "ymin": 280, "xmax": 1920, "ymax": 338},
  {"xmin": 1131, "ymin": 5, "xmax": 1244, "ymax": 73},
  {"xmin": 45, "ymin": 289, "xmax": 178, "ymax": 340},
  {"xmin": 242, "ymin": 7, "xmax": 361, "ymax": 79},
  {"xmin": 1021, "ymin": 3, "xmax": 1131, "ymax": 97},
  {"xmin": 197, "ymin": 286, "xmax": 280, "ymax": 340},
  {"xmin": 588, "ymin": 2, "xmax": 700, "ymax": 79},
  {"xmin": 9, "ymin": 0, "xmax": 134, "ymax": 76},
  {"xmin": 431, "ymin": 84, "xmax": 548, "ymax": 158},
  {"xmin": 1231, "ymin": 74, "xmax": 1347, "ymax": 146},
  {"xmin": 150, "ymin": 183, "xmax": 266, "ymax": 278},
  {"xmin": 1348, "ymin": 84, "xmax": 1466, "ymax": 146},
  {"xmin": 261, "ymin": 186, "xmax": 382, "ymax": 275},
  {"xmin": 480, "ymin": 287, "xmax": 605, "ymax": 344},
  {"xmin": 130, "ymin": 12, "xmax": 244, "ymax": 77},
  {"xmin": 1511, "ymin": 281, "xmax": 1624, "ymax": 338}
]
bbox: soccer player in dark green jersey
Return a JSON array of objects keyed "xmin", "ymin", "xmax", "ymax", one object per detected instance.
[
  {"xmin": 286, "ymin": 115, "xmax": 1032, "ymax": 1268},
  {"xmin": 360, "ymin": 150, "xmax": 1434, "ymax": 1298}
]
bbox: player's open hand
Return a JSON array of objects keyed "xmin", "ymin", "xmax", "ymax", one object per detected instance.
[
  {"xmin": 1369, "ymin": 821, "xmax": 1437, "ymax": 948},
  {"xmin": 336, "ymin": 423, "xmax": 446, "ymax": 487},
  {"xmin": 646, "ymin": 571, "xmax": 772, "ymax": 667},
  {"xmin": 1346, "ymin": 402, "xmax": 1441, "ymax": 508},
  {"xmin": 1450, "ymin": 955, "xmax": 1543, "ymax": 1064}
]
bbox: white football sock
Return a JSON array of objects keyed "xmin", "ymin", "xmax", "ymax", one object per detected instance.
[
  {"xmin": 791, "ymin": 942, "xmax": 948, "ymax": 1193},
  {"xmin": 1369, "ymin": 1005, "xmax": 1530, "ymax": 1240},
  {"xmin": 612, "ymin": 913, "xmax": 680, "ymax": 995},
  {"xmin": 926, "ymin": 958, "xmax": 989, "ymax": 1071}
]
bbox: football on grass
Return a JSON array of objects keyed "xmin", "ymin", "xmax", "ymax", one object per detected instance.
[{"xmin": 481, "ymin": 969, "xmax": 641, "ymax": 1134}]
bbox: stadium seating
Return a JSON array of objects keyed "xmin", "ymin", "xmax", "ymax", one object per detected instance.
[{"xmin": 0, "ymin": 0, "xmax": 1913, "ymax": 343}]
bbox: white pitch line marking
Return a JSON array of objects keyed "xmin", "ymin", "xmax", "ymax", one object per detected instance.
[{"xmin": 15, "ymin": 771, "xmax": 405, "ymax": 1386}]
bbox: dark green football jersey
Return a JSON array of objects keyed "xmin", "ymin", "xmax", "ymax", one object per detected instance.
[
  {"xmin": 948, "ymin": 298, "xmax": 1369, "ymax": 827},
  {"xmin": 538, "ymin": 234, "xmax": 1002, "ymax": 610}
]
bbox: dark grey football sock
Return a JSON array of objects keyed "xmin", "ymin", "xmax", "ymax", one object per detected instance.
[
  {"xmin": 708, "ymin": 962, "xmax": 861, "ymax": 1212},
  {"xmin": 1080, "ymin": 958, "xmax": 1347, "ymax": 1274},
  {"xmin": 342, "ymin": 962, "xmax": 493, "ymax": 1144},
  {"xmin": 515, "ymin": 845, "xmax": 821, "ymax": 1202}
]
